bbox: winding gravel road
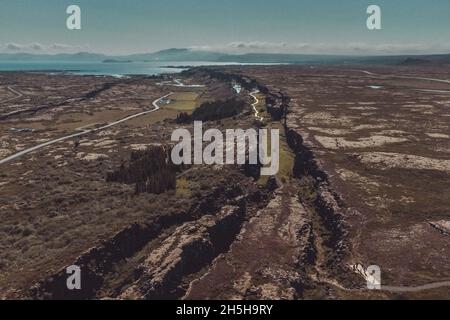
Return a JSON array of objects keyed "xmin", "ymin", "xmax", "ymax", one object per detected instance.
[
  {"xmin": 250, "ymin": 90, "xmax": 264, "ymax": 122},
  {"xmin": 0, "ymin": 92, "xmax": 173, "ymax": 165}
]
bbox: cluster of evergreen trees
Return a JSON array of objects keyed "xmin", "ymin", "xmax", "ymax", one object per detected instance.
[
  {"xmin": 175, "ymin": 112, "xmax": 191, "ymax": 124},
  {"xmin": 182, "ymin": 68, "xmax": 267, "ymax": 93},
  {"xmin": 106, "ymin": 145, "xmax": 177, "ymax": 195},
  {"xmin": 176, "ymin": 98, "xmax": 247, "ymax": 124}
]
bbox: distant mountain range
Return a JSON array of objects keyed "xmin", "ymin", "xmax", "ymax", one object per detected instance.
[{"xmin": 1, "ymin": 48, "xmax": 449, "ymax": 66}]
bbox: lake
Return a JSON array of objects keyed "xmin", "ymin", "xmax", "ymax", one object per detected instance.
[{"xmin": 0, "ymin": 61, "xmax": 251, "ymax": 76}]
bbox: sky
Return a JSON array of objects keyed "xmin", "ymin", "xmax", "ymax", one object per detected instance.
[{"xmin": 0, "ymin": 0, "xmax": 449, "ymax": 55}]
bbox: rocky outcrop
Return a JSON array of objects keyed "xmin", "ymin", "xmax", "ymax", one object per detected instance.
[
  {"xmin": 286, "ymin": 128, "xmax": 328, "ymax": 182},
  {"xmin": 119, "ymin": 202, "xmax": 247, "ymax": 299},
  {"xmin": 30, "ymin": 222, "xmax": 159, "ymax": 299},
  {"xmin": 265, "ymin": 91, "xmax": 290, "ymax": 121},
  {"xmin": 313, "ymin": 185, "xmax": 350, "ymax": 264},
  {"xmin": 284, "ymin": 123, "xmax": 351, "ymax": 275},
  {"xmin": 189, "ymin": 67, "xmax": 352, "ymax": 279},
  {"xmin": 183, "ymin": 187, "xmax": 314, "ymax": 300},
  {"xmin": 265, "ymin": 175, "xmax": 280, "ymax": 191},
  {"xmin": 296, "ymin": 222, "xmax": 316, "ymax": 268},
  {"xmin": 29, "ymin": 182, "xmax": 261, "ymax": 300}
]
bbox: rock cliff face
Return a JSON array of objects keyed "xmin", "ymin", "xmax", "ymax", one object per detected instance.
[
  {"xmin": 265, "ymin": 91, "xmax": 289, "ymax": 121},
  {"xmin": 175, "ymin": 68, "xmax": 356, "ymax": 298},
  {"xmin": 183, "ymin": 186, "xmax": 314, "ymax": 300},
  {"xmin": 285, "ymin": 127, "xmax": 350, "ymax": 266},
  {"xmin": 120, "ymin": 203, "xmax": 247, "ymax": 299},
  {"xmin": 31, "ymin": 222, "xmax": 159, "ymax": 299},
  {"xmin": 29, "ymin": 69, "xmax": 357, "ymax": 300},
  {"xmin": 198, "ymin": 67, "xmax": 351, "ymax": 266},
  {"xmin": 194, "ymin": 68, "xmax": 353, "ymax": 276},
  {"xmin": 29, "ymin": 180, "xmax": 267, "ymax": 300}
]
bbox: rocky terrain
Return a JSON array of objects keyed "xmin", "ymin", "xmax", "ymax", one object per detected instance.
[
  {"xmin": 203, "ymin": 65, "xmax": 450, "ymax": 298},
  {"xmin": 0, "ymin": 64, "xmax": 449, "ymax": 299}
]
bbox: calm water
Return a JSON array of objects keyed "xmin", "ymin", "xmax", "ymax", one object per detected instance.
[{"xmin": 0, "ymin": 61, "xmax": 248, "ymax": 76}]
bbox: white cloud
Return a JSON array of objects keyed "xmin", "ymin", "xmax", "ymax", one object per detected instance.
[
  {"xmin": 4, "ymin": 43, "xmax": 25, "ymax": 51},
  {"xmin": 190, "ymin": 41, "xmax": 450, "ymax": 55},
  {"xmin": 30, "ymin": 43, "xmax": 45, "ymax": 50},
  {"xmin": 0, "ymin": 42, "xmax": 89, "ymax": 53},
  {"xmin": 50, "ymin": 43, "xmax": 79, "ymax": 50}
]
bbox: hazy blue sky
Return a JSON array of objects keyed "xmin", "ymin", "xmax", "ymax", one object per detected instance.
[{"xmin": 0, "ymin": 0, "xmax": 449, "ymax": 55}]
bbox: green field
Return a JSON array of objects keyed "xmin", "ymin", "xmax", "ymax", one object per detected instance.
[{"xmin": 165, "ymin": 91, "xmax": 200, "ymax": 112}]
